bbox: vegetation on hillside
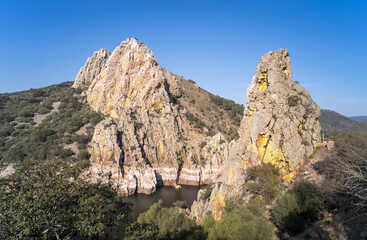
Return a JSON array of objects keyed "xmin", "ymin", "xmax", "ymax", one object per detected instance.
[
  {"xmin": 0, "ymin": 159, "xmax": 132, "ymax": 239},
  {"xmin": 319, "ymin": 109, "xmax": 360, "ymax": 139},
  {"xmin": 0, "ymin": 82, "xmax": 102, "ymax": 166}
]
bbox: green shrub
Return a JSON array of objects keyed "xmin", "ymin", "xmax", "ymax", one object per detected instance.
[
  {"xmin": 138, "ymin": 200, "xmax": 196, "ymax": 239},
  {"xmin": 271, "ymin": 181, "xmax": 323, "ymax": 235},
  {"xmin": 59, "ymin": 148, "xmax": 75, "ymax": 159},
  {"xmin": 188, "ymin": 79, "xmax": 196, "ymax": 84},
  {"xmin": 205, "ymin": 206, "xmax": 274, "ymax": 240},
  {"xmin": 247, "ymin": 163, "xmax": 281, "ymax": 203},
  {"xmin": 0, "ymin": 160, "xmax": 132, "ymax": 239}
]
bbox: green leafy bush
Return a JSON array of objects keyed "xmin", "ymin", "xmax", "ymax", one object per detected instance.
[
  {"xmin": 0, "ymin": 160, "xmax": 132, "ymax": 239},
  {"xmin": 137, "ymin": 200, "xmax": 197, "ymax": 239},
  {"xmin": 204, "ymin": 206, "xmax": 274, "ymax": 240},
  {"xmin": 271, "ymin": 181, "xmax": 324, "ymax": 235}
]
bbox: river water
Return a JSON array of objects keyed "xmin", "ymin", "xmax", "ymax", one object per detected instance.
[{"xmin": 127, "ymin": 185, "xmax": 202, "ymax": 217}]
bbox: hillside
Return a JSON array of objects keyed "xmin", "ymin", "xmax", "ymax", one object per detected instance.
[
  {"xmin": 319, "ymin": 109, "xmax": 360, "ymax": 138},
  {"xmin": 0, "ymin": 82, "xmax": 102, "ymax": 166}
]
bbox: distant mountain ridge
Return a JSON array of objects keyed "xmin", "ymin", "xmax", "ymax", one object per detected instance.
[{"xmin": 349, "ymin": 116, "xmax": 367, "ymax": 123}]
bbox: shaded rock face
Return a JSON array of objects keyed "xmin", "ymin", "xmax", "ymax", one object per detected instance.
[
  {"xmin": 191, "ymin": 49, "xmax": 321, "ymax": 221},
  {"xmin": 77, "ymin": 38, "xmax": 225, "ymax": 195},
  {"xmin": 73, "ymin": 49, "xmax": 110, "ymax": 89}
]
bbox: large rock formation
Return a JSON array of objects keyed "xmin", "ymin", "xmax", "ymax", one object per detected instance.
[
  {"xmin": 74, "ymin": 38, "xmax": 320, "ymax": 205},
  {"xmin": 76, "ymin": 38, "xmax": 225, "ymax": 194},
  {"xmin": 191, "ymin": 49, "xmax": 321, "ymax": 221}
]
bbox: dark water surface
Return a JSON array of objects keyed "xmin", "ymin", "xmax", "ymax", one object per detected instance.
[{"xmin": 127, "ymin": 185, "xmax": 202, "ymax": 217}]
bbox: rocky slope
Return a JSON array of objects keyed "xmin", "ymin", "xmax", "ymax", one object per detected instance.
[{"xmin": 191, "ymin": 49, "xmax": 321, "ymax": 221}]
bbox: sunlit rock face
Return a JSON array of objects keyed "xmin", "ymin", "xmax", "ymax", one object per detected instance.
[
  {"xmin": 72, "ymin": 49, "xmax": 110, "ymax": 89},
  {"xmin": 76, "ymin": 38, "xmax": 224, "ymax": 195},
  {"xmin": 191, "ymin": 49, "xmax": 321, "ymax": 222}
]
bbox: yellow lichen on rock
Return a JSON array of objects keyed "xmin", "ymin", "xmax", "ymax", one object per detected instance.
[
  {"xmin": 254, "ymin": 134, "xmax": 299, "ymax": 181},
  {"xmin": 297, "ymin": 123, "xmax": 303, "ymax": 132},
  {"xmin": 214, "ymin": 192, "xmax": 226, "ymax": 221},
  {"xmin": 257, "ymin": 72, "xmax": 268, "ymax": 91}
]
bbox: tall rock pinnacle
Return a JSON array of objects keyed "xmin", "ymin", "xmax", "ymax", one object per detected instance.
[
  {"xmin": 237, "ymin": 49, "xmax": 320, "ymax": 180},
  {"xmin": 191, "ymin": 49, "xmax": 321, "ymax": 221}
]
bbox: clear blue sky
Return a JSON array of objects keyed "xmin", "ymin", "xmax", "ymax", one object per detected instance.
[{"xmin": 1, "ymin": 0, "xmax": 366, "ymax": 116}]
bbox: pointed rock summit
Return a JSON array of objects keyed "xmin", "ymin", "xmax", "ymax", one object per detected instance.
[{"xmin": 73, "ymin": 48, "xmax": 110, "ymax": 89}]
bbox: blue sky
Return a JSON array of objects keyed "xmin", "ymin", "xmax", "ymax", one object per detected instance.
[{"xmin": 1, "ymin": 0, "xmax": 366, "ymax": 116}]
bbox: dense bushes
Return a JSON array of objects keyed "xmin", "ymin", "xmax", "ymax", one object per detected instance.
[
  {"xmin": 203, "ymin": 206, "xmax": 274, "ymax": 240},
  {"xmin": 271, "ymin": 181, "xmax": 324, "ymax": 235},
  {"xmin": 0, "ymin": 160, "xmax": 132, "ymax": 239},
  {"xmin": 136, "ymin": 200, "xmax": 198, "ymax": 239},
  {"xmin": 209, "ymin": 93, "xmax": 244, "ymax": 126},
  {"xmin": 0, "ymin": 82, "xmax": 103, "ymax": 165}
]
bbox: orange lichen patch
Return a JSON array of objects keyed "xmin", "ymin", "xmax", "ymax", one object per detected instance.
[
  {"xmin": 180, "ymin": 150, "xmax": 186, "ymax": 162},
  {"xmin": 300, "ymin": 157, "xmax": 305, "ymax": 167},
  {"xmin": 257, "ymin": 72, "xmax": 268, "ymax": 91},
  {"xmin": 214, "ymin": 192, "xmax": 226, "ymax": 221},
  {"xmin": 175, "ymin": 115, "xmax": 181, "ymax": 126},
  {"xmin": 297, "ymin": 123, "xmax": 303, "ymax": 132}
]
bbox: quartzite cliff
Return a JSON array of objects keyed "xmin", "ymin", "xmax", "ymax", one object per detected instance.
[
  {"xmin": 76, "ymin": 38, "xmax": 228, "ymax": 194},
  {"xmin": 73, "ymin": 38, "xmax": 320, "ymax": 219}
]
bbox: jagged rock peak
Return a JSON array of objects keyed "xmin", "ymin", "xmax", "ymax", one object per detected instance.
[{"xmin": 72, "ymin": 48, "xmax": 110, "ymax": 89}]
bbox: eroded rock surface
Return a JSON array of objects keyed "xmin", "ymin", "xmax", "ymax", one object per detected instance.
[{"xmin": 73, "ymin": 49, "xmax": 110, "ymax": 89}]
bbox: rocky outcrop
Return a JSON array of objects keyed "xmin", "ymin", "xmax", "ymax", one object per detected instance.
[
  {"xmin": 191, "ymin": 49, "xmax": 321, "ymax": 221},
  {"xmin": 78, "ymin": 38, "xmax": 224, "ymax": 195},
  {"xmin": 75, "ymin": 39, "xmax": 320, "ymax": 204},
  {"xmin": 73, "ymin": 49, "xmax": 110, "ymax": 89}
]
